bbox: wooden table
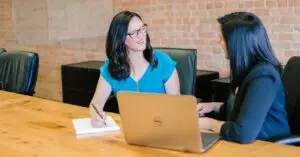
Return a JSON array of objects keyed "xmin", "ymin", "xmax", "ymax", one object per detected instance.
[{"xmin": 0, "ymin": 91, "xmax": 299, "ymax": 157}]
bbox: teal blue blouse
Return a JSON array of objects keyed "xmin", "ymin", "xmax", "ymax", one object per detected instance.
[{"xmin": 99, "ymin": 51, "xmax": 176, "ymax": 95}]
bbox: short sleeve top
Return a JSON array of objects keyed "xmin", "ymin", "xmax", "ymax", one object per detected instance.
[{"xmin": 99, "ymin": 50, "xmax": 176, "ymax": 95}]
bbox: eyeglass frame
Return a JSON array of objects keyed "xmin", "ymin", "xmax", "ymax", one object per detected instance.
[{"xmin": 126, "ymin": 24, "xmax": 148, "ymax": 39}]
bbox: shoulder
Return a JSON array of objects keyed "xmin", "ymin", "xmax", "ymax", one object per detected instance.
[
  {"xmin": 153, "ymin": 50, "xmax": 176, "ymax": 66},
  {"xmin": 99, "ymin": 60, "xmax": 114, "ymax": 83},
  {"xmin": 152, "ymin": 50, "xmax": 177, "ymax": 81},
  {"xmin": 244, "ymin": 62, "xmax": 282, "ymax": 85},
  {"xmin": 99, "ymin": 59, "xmax": 109, "ymax": 72},
  {"xmin": 153, "ymin": 50, "xmax": 173, "ymax": 61}
]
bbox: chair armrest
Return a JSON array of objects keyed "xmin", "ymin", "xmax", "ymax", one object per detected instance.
[{"xmin": 274, "ymin": 135, "xmax": 300, "ymax": 145}]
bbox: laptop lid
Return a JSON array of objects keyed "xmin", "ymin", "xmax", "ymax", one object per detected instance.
[{"xmin": 117, "ymin": 92, "xmax": 204, "ymax": 153}]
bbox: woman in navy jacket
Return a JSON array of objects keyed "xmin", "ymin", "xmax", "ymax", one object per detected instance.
[{"xmin": 197, "ymin": 12, "xmax": 291, "ymax": 144}]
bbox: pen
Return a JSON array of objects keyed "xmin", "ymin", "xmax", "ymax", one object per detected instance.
[{"xmin": 91, "ymin": 103, "xmax": 106, "ymax": 126}]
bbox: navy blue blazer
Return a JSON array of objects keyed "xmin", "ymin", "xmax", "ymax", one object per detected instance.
[{"xmin": 220, "ymin": 62, "xmax": 291, "ymax": 144}]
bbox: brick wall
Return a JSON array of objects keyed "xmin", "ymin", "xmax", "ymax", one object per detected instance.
[
  {"xmin": 0, "ymin": 0, "xmax": 300, "ymax": 101},
  {"xmin": 115, "ymin": 0, "xmax": 300, "ymax": 73}
]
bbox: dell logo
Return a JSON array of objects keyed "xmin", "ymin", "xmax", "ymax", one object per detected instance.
[{"xmin": 153, "ymin": 117, "xmax": 163, "ymax": 126}]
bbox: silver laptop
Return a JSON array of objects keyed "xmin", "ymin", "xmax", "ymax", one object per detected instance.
[{"xmin": 116, "ymin": 92, "xmax": 219, "ymax": 154}]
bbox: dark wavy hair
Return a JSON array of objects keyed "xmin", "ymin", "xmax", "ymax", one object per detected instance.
[
  {"xmin": 106, "ymin": 11, "xmax": 156, "ymax": 80},
  {"xmin": 217, "ymin": 12, "xmax": 282, "ymax": 91}
]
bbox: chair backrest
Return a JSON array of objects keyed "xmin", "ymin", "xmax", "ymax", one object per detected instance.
[
  {"xmin": 154, "ymin": 47, "xmax": 197, "ymax": 96},
  {"xmin": 282, "ymin": 56, "xmax": 300, "ymax": 135},
  {"xmin": 0, "ymin": 51, "xmax": 39, "ymax": 96},
  {"xmin": 0, "ymin": 48, "xmax": 6, "ymax": 54}
]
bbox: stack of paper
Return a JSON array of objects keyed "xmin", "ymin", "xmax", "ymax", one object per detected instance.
[{"xmin": 72, "ymin": 116, "xmax": 120, "ymax": 136}]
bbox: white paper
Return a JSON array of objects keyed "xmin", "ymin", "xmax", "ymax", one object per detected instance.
[{"xmin": 72, "ymin": 116, "xmax": 120, "ymax": 135}]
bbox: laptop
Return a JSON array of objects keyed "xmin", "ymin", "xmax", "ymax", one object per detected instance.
[{"xmin": 116, "ymin": 92, "xmax": 219, "ymax": 154}]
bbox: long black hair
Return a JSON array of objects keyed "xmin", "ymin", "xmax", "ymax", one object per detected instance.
[
  {"xmin": 217, "ymin": 12, "xmax": 282, "ymax": 91},
  {"xmin": 106, "ymin": 10, "xmax": 156, "ymax": 80}
]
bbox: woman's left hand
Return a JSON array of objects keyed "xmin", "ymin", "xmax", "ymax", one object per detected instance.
[{"xmin": 198, "ymin": 117, "xmax": 225, "ymax": 133}]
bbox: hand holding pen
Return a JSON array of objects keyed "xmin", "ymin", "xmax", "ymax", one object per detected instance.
[{"xmin": 89, "ymin": 103, "xmax": 107, "ymax": 127}]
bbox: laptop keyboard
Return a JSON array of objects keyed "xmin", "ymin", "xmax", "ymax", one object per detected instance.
[{"xmin": 201, "ymin": 132, "xmax": 219, "ymax": 150}]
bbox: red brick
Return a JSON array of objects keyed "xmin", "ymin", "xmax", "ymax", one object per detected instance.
[
  {"xmin": 268, "ymin": 33, "xmax": 279, "ymax": 40},
  {"xmin": 191, "ymin": 11, "xmax": 209, "ymax": 17},
  {"xmin": 244, "ymin": 1, "xmax": 265, "ymax": 7},
  {"xmin": 289, "ymin": 0, "xmax": 300, "ymax": 6},
  {"xmin": 279, "ymin": 33, "xmax": 293, "ymax": 40},
  {"xmin": 183, "ymin": 18, "xmax": 197, "ymax": 24},
  {"xmin": 266, "ymin": 0, "xmax": 277, "ymax": 7},
  {"xmin": 198, "ymin": 2, "xmax": 207, "ymax": 9},
  {"xmin": 162, "ymin": 39, "xmax": 174, "ymax": 45},
  {"xmin": 198, "ymin": 18, "xmax": 217, "ymax": 24},
  {"xmin": 179, "ymin": 4, "xmax": 188, "ymax": 10},
  {"xmin": 199, "ymin": 32, "xmax": 216, "ymax": 38},
  {"xmin": 152, "ymin": 19, "xmax": 165, "ymax": 24},
  {"xmin": 160, "ymin": 25, "xmax": 175, "ymax": 31},
  {"xmin": 210, "ymin": 9, "xmax": 234, "ymax": 17},
  {"xmin": 213, "ymin": 47, "xmax": 223, "ymax": 54},
  {"xmin": 272, "ymin": 41, "xmax": 291, "ymax": 49},
  {"xmin": 175, "ymin": 39, "xmax": 192, "ymax": 45},
  {"xmin": 215, "ymin": 1, "xmax": 224, "ymax": 8},
  {"xmin": 285, "ymin": 51, "xmax": 297, "ymax": 57},
  {"xmin": 166, "ymin": 4, "xmax": 172, "ymax": 11},
  {"xmin": 281, "ymin": 16, "xmax": 300, "ymax": 24},
  {"xmin": 293, "ymin": 43, "xmax": 300, "ymax": 49},
  {"xmin": 199, "ymin": 53, "xmax": 213, "ymax": 60},
  {"xmin": 254, "ymin": 1, "xmax": 265, "ymax": 7},
  {"xmin": 175, "ymin": 11, "xmax": 190, "ymax": 17},
  {"xmin": 207, "ymin": 2, "xmax": 213, "ymax": 9},
  {"xmin": 252, "ymin": 9, "xmax": 270, "ymax": 16},
  {"xmin": 188, "ymin": 4, "xmax": 197, "ymax": 10},
  {"xmin": 279, "ymin": 0, "xmax": 288, "ymax": 7},
  {"xmin": 166, "ymin": 18, "xmax": 182, "ymax": 24},
  {"xmin": 224, "ymin": 2, "xmax": 241, "ymax": 8},
  {"xmin": 0, "ymin": 13, "xmax": 11, "ymax": 20},
  {"xmin": 271, "ymin": 25, "xmax": 292, "ymax": 32},
  {"xmin": 193, "ymin": 39, "xmax": 207, "ymax": 45},
  {"xmin": 197, "ymin": 61, "xmax": 206, "ymax": 69},
  {"xmin": 158, "ymin": 32, "xmax": 166, "ymax": 38},
  {"xmin": 202, "ymin": 46, "xmax": 214, "ymax": 52},
  {"xmin": 270, "ymin": 8, "xmax": 295, "ymax": 16},
  {"xmin": 296, "ymin": 8, "xmax": 300, "ymax": 15},
  {"xmin": 293, "ymin": 33, "xmax": 300, "ymax": 40},
  {"xmin": 191, "ymin": 25, "xmax": 210, "ymax": 32},
  {"xmin": 182, "ymin": 32, "xmax": 189, "ymax": 38},
  {"xmin": 260, "ymin": 16, "xmax": 280, "ymax": 25},
  {"xmin": 157, "ymin": 5, "xmax": 165, "ymax": 11}
]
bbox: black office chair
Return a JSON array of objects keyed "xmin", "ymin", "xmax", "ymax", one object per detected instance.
[
  {"xmin": 0, "ymin": 51, "xmax": 39, "ymax": 96},
  {"xmin": 154, "ymin": 47, "xmax": 197, "ymax": 96},
  {"xmin": 274, "ymin": 56, "xmax": 300, "ymax": 145},
  {"xmin": 0, "ymin": 48, "xmax": 7, "ymax": 89}
]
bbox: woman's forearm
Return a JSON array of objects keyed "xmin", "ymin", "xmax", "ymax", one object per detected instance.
[{"xmin": 213, "ymin": 102, "xmax": 223, "ymax": 112}]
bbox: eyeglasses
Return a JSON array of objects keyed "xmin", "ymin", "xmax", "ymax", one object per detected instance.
[{"xmin": 127, "ymin": 24, "xmax": 147, "ymax": 39}]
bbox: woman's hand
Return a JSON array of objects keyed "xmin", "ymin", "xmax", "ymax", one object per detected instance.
[
  {"xmin": 198, "ymin": 117, "xmax": 225, "ymax": 133},
  {"xmin": 197, "ymin": 102, "xmax": 223, "ymax": 117},
  {"xmin": 89, "ymin": 103, "xmax": 107, "ymax": 128}
]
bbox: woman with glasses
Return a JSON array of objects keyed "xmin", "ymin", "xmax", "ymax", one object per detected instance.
[
  {"xmin": 197, "ymin": 12, "xmax": 291, "ymax": 144},
  {"xmin": 89, "ymin": 11, "xmax": 180, "ymax": 127}
]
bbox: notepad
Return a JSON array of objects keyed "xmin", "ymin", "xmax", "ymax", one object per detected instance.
[{"xmin": 72, "ymin": 116, "xmax": 120, "ymax": 136}]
